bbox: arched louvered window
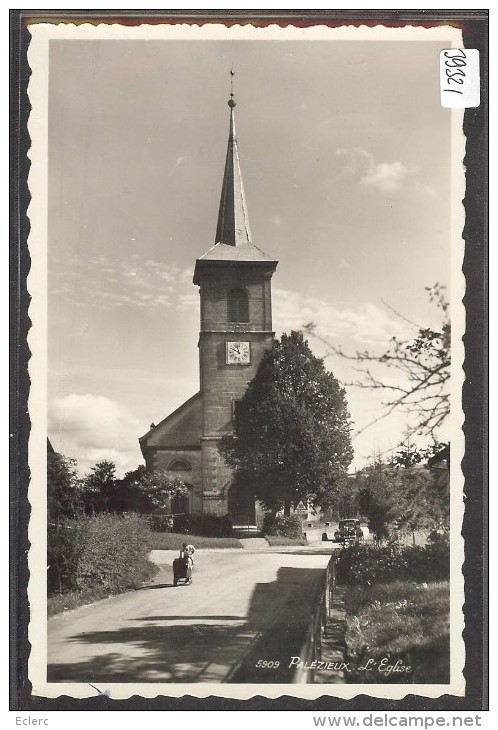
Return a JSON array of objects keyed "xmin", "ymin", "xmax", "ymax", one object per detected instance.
[{"xmin": 227, "ymin": 288, "xmax": 249, "ymax": 323}]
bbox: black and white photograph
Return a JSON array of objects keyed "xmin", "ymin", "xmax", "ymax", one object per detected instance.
[{"xmin": 21, "ymin": 18, "xmax": 481, "ymax": 702}]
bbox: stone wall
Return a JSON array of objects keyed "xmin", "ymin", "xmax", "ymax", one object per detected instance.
[
  {"xmin": 199, "ymin": 331, "xmax": 274, "ymax": 437},
  {"xmin": 153, "ymin": 448, "xmax": 203, "ymax": 513},
  {"xmin": 200, "ymin": 267, "xmax": 273, "ymax": 332}
]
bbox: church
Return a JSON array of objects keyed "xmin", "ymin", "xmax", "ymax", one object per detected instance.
[{"xmin": 139, "ymin": 87, "xmax": 278, "ymax": 529}]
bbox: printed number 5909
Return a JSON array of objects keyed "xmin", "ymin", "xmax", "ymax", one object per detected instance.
[{"xmin": 256, "ymin": 659, "xmax": 280, "ymax": 668}]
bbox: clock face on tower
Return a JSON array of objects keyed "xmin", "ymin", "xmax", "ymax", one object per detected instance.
[{"xmin": 226, "ymin": 341, "xmax": 251, "ymax": 365}]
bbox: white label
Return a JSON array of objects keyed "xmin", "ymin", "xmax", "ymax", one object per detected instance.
[{"xmin": 440, "ymin": 49, "xmax": 480, "ymax": 108}]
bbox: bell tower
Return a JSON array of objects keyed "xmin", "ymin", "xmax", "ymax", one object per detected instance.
[{"xmin": 193, "ymin": 75, "xmax": 278, "ymax": 516}]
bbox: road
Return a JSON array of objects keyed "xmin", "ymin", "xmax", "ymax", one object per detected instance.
[{"xmin": 48, "ymin": 546, "xmax": 333, "ymax": 684}]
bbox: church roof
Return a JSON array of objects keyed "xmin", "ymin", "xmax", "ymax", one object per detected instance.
[
  {"xmin": 197, "ymin": 241, "xmax": 276, "ymax": 264},
  {"xmin": 139, "ymin": 391, "xmax": 203, "ymax": 452},
  {"xmin": 194, "ymin": 86, "xmax": 277, "ymax": 283}
]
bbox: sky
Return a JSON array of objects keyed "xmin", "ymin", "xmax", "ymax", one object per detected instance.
[{"xmin": 47, "ymin": 35, "xmax": 453, "ymax": 476}]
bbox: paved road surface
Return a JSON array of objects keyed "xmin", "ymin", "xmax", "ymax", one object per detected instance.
[{"xmin": 48, "ymin": 547, "xmax": 333, "ymax": 684}]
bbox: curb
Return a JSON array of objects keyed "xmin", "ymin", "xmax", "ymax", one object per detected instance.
[{"xmin": 313, "ymin": 585, "xmax": 348, "ymax": 684}]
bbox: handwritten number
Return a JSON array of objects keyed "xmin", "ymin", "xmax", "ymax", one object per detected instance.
[
  {"xmin": 443, "ymin": 50, "xmax": 467, "ymax": 96},
  {"xmin": 446, "ymin": 69, "xmax": 465, "ymax": 84},
  {"xmin": 444, "ymin": 49, "xmax": 466, "ymax": 60},
  {"xmin": 445, "ymin": 57, "xmax": 467, "ymax": 68}
]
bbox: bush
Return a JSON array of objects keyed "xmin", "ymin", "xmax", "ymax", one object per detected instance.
[
  {"xmin": 48, "ymin": 513, "xmax": 156, "ymax": 596},
  {"xmin": 148, "ymin": 532, "xmax": 242, "ymax": 550},
  {"xmin": 148, "ymin": 514, "xmax": 174, "ymax": 533},
  {"xmin": 336, "ymin": 542, "xmax": 406, "ymax": 585},
  {"xmin": 417, "ymin": 529, "xmax": 450, "ymax": 581},
  {"xmin": 75, "ymin": 514, "xmax": 155, "ymax": 592},
  {"xmin": 262, "ymin": 514, "xmax": 302, "ymax": 538},
  {"xmin": 172, "ymin": 513, "xmax": 234, "ymax": 537},
  {"xmin": 48, "ymin": 519, "xmax": 89, "ymax": 594},
  {"xmin": 336, "ymin": 539, "xmax": 450, "ymax": 586}
]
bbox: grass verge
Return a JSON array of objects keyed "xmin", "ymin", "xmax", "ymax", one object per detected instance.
[
  {"xmin": 48, "ymin": 563, "xmax": 159, "ymax": 617},
  {"xmin": 265, "ymin": 536, "xmax": 307, "ymax": 546},
  {"xmin": 148, "ymin": 532, "xmax": 243, "ymax": 550},
  {"xmin": 343, "ymin": 580, "xmax": 449, "ymax": 684},
  {"xmin": 49, "ymin": 587, "xmax": 113, "ymax": 617}
]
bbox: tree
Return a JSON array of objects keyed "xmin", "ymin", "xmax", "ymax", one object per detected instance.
[
  {"xmin": 122, "ymin": 466, "xmax": 187, "ymax": 512},
  {"xmin": 47, "ymin": 449, "xmax": 85, "ymax": 593},
  {"xmin": 84, "ymin": 459, "xmax": 116, "ymax": 490},
  {"xmin": 355, "ymin": 453, "xmax": 449, "ymax": 543},
  {"xmin": 82, "ymin": 459, "xmax": 118, "ymax": 512},
  {"xmin": 355, "ymin": 457, "xmax": 399, "ymax": 542},
  {"xmin": 305, "ymin": 284, "xmax": 450, "ymax": 450},
  {"xmin": 219, "ymin": 330, "xmax": 354, "ymax": 516},
  {"xmin": 392, "ymin": 465, "xmax": 449, "ymax": 543},
  {"xmin": 391, "ymin": 438, "xmax": 448, "ymax": 468},
  {"xmin": 47, "ymin": 450, "xmax": 83, "ymax": 526}
]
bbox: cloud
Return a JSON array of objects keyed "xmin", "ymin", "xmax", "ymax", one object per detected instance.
[
  {"xmin": 336, "ymin": 147, "xmax": 410, "ymax": 193},
  {"xmin": 49, "ymin": 283, "xmax": 73, "ymax": 296},
  {"xmin": 335, "ymin": 147, "xmax": 372, "ymax": 177},
  {"xmin": 415, "ymin": 181, "xmax": 438, "ymax": 198},
  {"xmin": 177, "ymin": 292, "xmax": 199, "ymax": 311},
  {"xmin": 48, "ymin": 393, "xmax": 143, "ymax": 476},
  {"xmin": 361, "ymin": 160, "xmax": 409, "ymax": 193},
  {"xmin": 49, "ymin": 254, "xmax": 191, "ymax": 311},
  {"xmin": 273, "ymin": 288, "xmax": 412, "ymax": 348}
]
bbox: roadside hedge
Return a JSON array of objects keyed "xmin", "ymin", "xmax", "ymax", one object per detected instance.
[
  {"xmin": 48, "ymin": 513, "xmax": 156, "ymax": 596},
  {"xmin": 172, "ymin": 513, "xmax": 234, "ymax": 537},
  {"xmin": 48, "ymin": 519, "xmax": 89, "ymax": 595},
  {"xmin": 262, "ymin": 514, "xmax": 302, "ymax": 538},
  {"xmin": 335, "ymin": 536, "xmax": 450, "ymax": 586}
]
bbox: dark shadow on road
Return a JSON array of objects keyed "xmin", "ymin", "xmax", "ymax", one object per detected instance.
[
  {"xmin": 272, "ymin": 549, "xmax": 338, "ymax": 556},
  {"xmin": 48, "ymin": 624, "xmax": 245, "ymax": 683},
  {"xmin": 228, "ymin": 566, "xmax": 323, "ymax": 683},
  {"xmin": 139, "ymin": 583, "xmax": 177, "ymax": 590},
  {"xmin": 136, "ymin": 616, "xmax": 245, "ymax": 621},
  {"xmin": 48, "ymin": 566, "xmax": 324, "ymax": 684}
]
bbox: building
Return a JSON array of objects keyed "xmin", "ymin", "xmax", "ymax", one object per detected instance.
[{"xmin": 139, "ymin": 89, "xmax": 278, "ymax": 528}]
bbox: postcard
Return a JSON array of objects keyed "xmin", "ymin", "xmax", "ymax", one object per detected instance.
[{"xmin": 19, "ymin": 16, "xmax": 485, "ymax": 705}]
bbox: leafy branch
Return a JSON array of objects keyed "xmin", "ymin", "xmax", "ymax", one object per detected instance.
[{"xmin": 304, "ymin": 284, "xmax": 450, "ymax": 445}]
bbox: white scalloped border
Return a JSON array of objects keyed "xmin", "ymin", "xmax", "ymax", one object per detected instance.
[{"xmin": 26, "ymin": 20, "xmax": 467, "ymax": 701}]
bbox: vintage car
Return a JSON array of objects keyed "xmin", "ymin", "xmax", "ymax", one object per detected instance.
[{"xmin": 334, "ymin": 518, "xmax": 364, "ymax": 544}]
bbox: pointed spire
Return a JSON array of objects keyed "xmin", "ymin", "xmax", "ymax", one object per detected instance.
[{"xmin": 215, "ymin": 71, "xmax": 252, "ymax": 247}]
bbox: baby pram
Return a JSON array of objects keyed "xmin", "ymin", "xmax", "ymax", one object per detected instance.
[{"xmin": 173, "ymin": 555, "xmax": 192, "ymax": 586}]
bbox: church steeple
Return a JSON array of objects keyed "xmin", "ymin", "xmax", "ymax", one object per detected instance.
[
  {"xmin": 141, "ymin": 73, "xmax": 280, "ymax": 524},
  {"xmin": 215, "ymin": 73, "xmax": 252, "ymax": 247},
  {"xmin": 193, "ymin": 74, "xmax": 277, "ymax": 286}
]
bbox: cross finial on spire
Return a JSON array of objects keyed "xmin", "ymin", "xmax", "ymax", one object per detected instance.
[{"xmin": 228, "ymin": 68, "xmax": 236, "ymax": 108}]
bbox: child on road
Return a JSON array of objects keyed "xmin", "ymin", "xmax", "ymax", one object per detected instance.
[{"xmin": 180, "ymin": 542, "xmax": 195, "ymax": 570}]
